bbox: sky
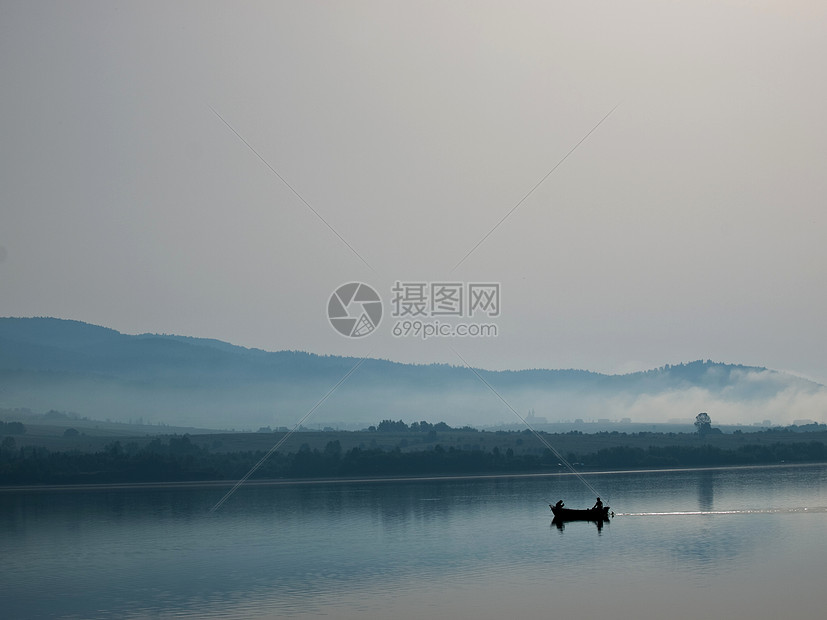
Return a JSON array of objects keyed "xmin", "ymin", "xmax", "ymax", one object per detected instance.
[{"xmin": 1, "ymin": 1, "xmax": 826, "ymax": 386}]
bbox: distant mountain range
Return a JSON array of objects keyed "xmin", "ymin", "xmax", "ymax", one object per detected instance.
[{"xmin": 0, "ymin": 318, "xmax": 824, "ymax": 429}]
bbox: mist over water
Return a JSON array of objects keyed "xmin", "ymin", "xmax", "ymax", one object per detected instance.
[{"xmin": 2, "ymin": 464, "xmax": 826, "ymax": 619}]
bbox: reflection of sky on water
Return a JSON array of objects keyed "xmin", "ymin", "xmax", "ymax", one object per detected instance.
[{"xmin": 2, "ymin": 464, "xmax": 827, "ymax": 619}]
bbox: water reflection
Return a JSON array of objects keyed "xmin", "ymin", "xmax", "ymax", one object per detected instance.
[
  {"xmin": 3, "ymin": 465, "xmax": 827, "ymax": 619},
  {"xmin": 551, "ymin": 516, "xmax": 607, "ymax": 532},
  {"xmin": 697, "ymin": 470, "xmax": 715, "ymax": 511}
]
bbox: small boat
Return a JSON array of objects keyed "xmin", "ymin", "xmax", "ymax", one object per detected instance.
[{"xmin": 549, "ymin": 504, "xmax": 611, "ymax": 521}]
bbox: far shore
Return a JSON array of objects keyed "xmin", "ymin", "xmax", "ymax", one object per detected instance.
[{"xmin": 3, "ymin": 421, "xmax": 826, "ymax": 487}]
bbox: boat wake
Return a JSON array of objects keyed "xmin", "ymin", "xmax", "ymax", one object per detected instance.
[{"xmin": 615, "ymin": 507, "xmax": 827, "ymax": 517}]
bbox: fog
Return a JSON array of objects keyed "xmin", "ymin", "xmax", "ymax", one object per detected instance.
[{"xmin": 4, "ymin": 353, "xmax": 823, "ymax": 430}]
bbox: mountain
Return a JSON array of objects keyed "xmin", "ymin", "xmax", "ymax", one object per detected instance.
[{"xmin": 1, "ymin": 318, "xmax": 824, "ymax": 429}]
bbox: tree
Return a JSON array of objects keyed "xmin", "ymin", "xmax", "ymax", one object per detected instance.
[
  {"xmin": 1, "ymin": 436, "xmax": 16, "ymax": 454},
  {"xmin": 323, "ymin": 440, "xmax": 342, "ymax": 460},
  {"xmin": 377, "ymin": 419, "xmax": 408, "ymax": 432},
  {"xmin": 3, "ymin": 421, "xmax": 26, "ymax": 435},
  {"xmin": 695, "ymin": 412, "xmax": 712, "ymax": 436}
]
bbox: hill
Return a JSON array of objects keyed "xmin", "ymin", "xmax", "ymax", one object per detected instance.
[{"xmin": 1, "ymin": 317, "xmax": 825, "ymax": 430}]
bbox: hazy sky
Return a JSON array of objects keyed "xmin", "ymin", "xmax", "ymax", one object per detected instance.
[{"xmin": 2, "ymin": 1, "xmax": 826, "ymax": 384}]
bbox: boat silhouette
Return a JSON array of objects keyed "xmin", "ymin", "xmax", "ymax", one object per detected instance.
[{"xmin": 549, "ymin": 503, "xmax": 611, "ymax": 522}]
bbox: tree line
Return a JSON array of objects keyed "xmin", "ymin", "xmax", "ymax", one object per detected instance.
[
  {"xmin": 0, "ymin": 420, "xmax": 26, "ymax": 435},
  {"xmin": 1, "ymin": 434, "xmax": 826, "ymax": 485},
  {"xmin": 370, "ymin": 419, "xmax": 476, "ymax": 432}
]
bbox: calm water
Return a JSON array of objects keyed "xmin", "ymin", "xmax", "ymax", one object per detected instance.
[{"xmin": 2, "ymin": 464, "xmax": 826, "ymax": 619}]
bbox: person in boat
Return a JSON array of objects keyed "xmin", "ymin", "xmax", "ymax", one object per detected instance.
[
  {"xmin": 592, "ymin": 497, "xmax": 603, "ymax": 511},
  {"xmin": 554, "ymin": 500, "xmax": 564, "ymax": 510}
]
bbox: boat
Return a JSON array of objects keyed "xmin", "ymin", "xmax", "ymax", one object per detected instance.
[{"xmin": 549, "ymin": 503, "xmax": 611, "ymax": 521}]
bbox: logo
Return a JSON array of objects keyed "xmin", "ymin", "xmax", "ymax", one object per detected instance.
[
  {"xmin": 390, "ymin": 281, "xmax": 500, "ymax": 318},
  {"xmin": 327, "ymin": 282, "xmax": 383, "ymax": 338}
]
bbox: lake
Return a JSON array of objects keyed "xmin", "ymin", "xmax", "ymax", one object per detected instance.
[{"xmin": 2, "ymin": 464, "xmax": 826, "ymax": 619}]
